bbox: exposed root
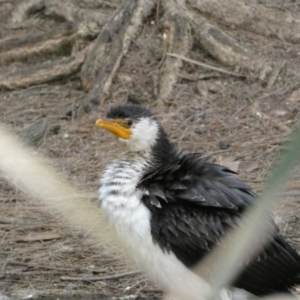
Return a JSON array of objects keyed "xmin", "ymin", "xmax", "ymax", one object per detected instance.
[
  {"xmin": 2, "ymin": 0, "xmax": 111, "ymax": 65},
  {"xmin": 80, "ymin": 0, "xmax": 139, "ymax": 101},
  {"xmin": 190, "ymin": 15, "xmax": 273, "ymax": 78},
  {"xmin": 0, "ymin": 50, "xmax": 86, "ymax": 90},
  {"xmin": 81, "ymin": 0, "xmax": 155, "ymax": 106},
  {"xmin": 4, "ymin": 0, "xmax": 299, "ymax": 99},
  {"xmin": 44, "ymin": 0, "xmax": 108, "ymax": 33},
  {"xmin": 157, "ymin": 0, "xmax": 192, "ymax": 102},
  {"xmin": 167, "ymin": 53, "xmax": 248, "ymax": 78},
  {"xmin": 187, "ymin": 0, "xmax": 300, "ymax": 44},
  {"xmin": 9, "ymin": 0, "xmax": 44, "ymax": 24},
  {"xmin": 0, "ymin": 22, "xmax": 77, "ymax": 64}
]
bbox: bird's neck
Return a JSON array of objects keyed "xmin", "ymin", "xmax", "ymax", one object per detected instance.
[
  {"xmin": 121, "ymin": 129, "xmax": 176, "ymax": 173},
  {"xmin": 150, "ymin": 130, "xmax": 177, "ymax": 168},
  {"xmin": 121, "ymin": 146, "xmax": 175, "ymax": 178}
]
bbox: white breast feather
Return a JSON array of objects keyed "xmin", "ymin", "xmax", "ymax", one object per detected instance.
[
  {"xmin": 98, "ymin": 156, "xmax": 247, "ymax": 300},
  {"xmin": 99, "ymin": 157, "xmax": 208, "ymax": 295}
]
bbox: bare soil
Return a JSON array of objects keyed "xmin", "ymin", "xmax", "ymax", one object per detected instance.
[{"xmin": 0, "ymin": 0, "xmax": 300, "ymax": 299}]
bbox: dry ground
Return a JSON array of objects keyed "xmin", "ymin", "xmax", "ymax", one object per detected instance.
[{"xmin": 0, "ymin": 0, "xmax": 300, "ymax": 299}]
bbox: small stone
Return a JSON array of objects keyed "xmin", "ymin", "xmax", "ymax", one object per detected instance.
[
  {"xmin": 19, "ymin": 120, "xmax": 50, "ymax": 148},
  {"xmin": 51, "ymin": 125, "xmax": 61, "ymax": 135},
  {"xmin": 255, "ymin": 111, "xmax": 262, "ymax": 118}
]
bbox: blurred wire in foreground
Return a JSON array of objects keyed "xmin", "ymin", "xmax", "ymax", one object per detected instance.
[{"xmin": 0, "ymin": 126, "xmax": 118, "ymax": 250}]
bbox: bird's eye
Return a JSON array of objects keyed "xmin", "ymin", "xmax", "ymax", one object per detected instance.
[{"xmin": 126, "ymin": 119, "xmax": 133, "ymax": 127}]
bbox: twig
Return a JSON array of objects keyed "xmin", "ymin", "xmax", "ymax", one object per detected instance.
[
  {"xmin": 178, "ymin": 72, "xmax": 222, "ymax": 81},
  {"xmin": 156, "ymin": 0, "xmax": 160, "ymax": 26},
  {"xmin": 232, "ymin": 104, "xmax": 249, "ymax": 118},
  {"xmin": 206, "ymin": 150, "xmax": 229, "ymax": 158},
  {"xmin": 267, "ymin": 61, "xmax": 286, "ymax": 89},
  {"xmin": 0, "ymin": 219, "xmax": 25, "ymax": 225},
  {"xmin": 167, "ymin": 53, "xmax": 250, "ymax": 78},
  {"xmin": 1, "ymin": 260, "xmax": 76, "ymax": 273},
  {"xmin": 60, "ymin": 270, "xmax": 141, "ymax": 282},
  {"xmin": 281, "ymin": 191, "xmax": 300, "ymax": 197}
]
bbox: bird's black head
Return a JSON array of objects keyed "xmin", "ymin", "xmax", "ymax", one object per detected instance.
[
  {"xmin": 106, "ymin": 105, "xmax": 153, "ymax": 120},
  {"xmin": 96, "ymin": 105, "xmax": 176, "ymax": 166}
]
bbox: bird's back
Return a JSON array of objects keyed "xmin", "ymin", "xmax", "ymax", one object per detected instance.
[{"xmin": 139, "ymin": 153, "xmax": 300, "ymax": 296}]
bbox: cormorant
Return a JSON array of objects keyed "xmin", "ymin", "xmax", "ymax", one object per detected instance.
[{"xmin": 96, "ymin": 105, "xmax": 300, "ymax": 298}]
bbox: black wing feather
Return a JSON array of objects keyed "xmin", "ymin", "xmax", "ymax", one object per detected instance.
[
  {"xmin": 140, "ymin": 153, "xmax": 300, "ymax": 296},
  {"xmin": 141, "ymin": 154, "xmax": 254, "ymax": 209}
]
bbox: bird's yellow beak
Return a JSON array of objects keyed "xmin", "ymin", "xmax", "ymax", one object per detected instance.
[{"xmin": 95, "ymin": 119, "xmax": 132, "ymax": 139}]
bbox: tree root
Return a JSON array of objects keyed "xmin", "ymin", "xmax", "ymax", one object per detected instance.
[
  {"xmin": 156, "ymin": 0, "xmax": 192, "ymax": 102},
  {"xmin": 187, "ymin": 0, "xmax": 300, "ymax": 44},
  {"xmin": 3, "ymin": 0, "xmax": 300, "ymax": 104},
  {"xmin": 0, "ymin": 22, "xmax": 78, "ymax": 64},
  {"xmin": 190, "ymin": 15, "xmax": 273, "ymax": 78},
  {"xmin": 10, "ymin": 0, "xmax": 108, "ymax": 31},
  {"xmin": 80, "ymin": 0, "xmax": 139, "ymax": 96},
  {"xmin": 43, "ymin": 0, "xmax": 108, "ymax": 34},
  {"xmin": 2, "ymin": 0, "xmax": 111, "ymax": 65},
  {"xmin": 9, "ymin": 0, "xmax": 44, "ymax": 25},
  {"xmin": 0, "ymin": 50, "xmax": 86, "ymax": 90},
  {"xmin": 81, "ymin": 0, "xmax": 156, "ymax": 105}
]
